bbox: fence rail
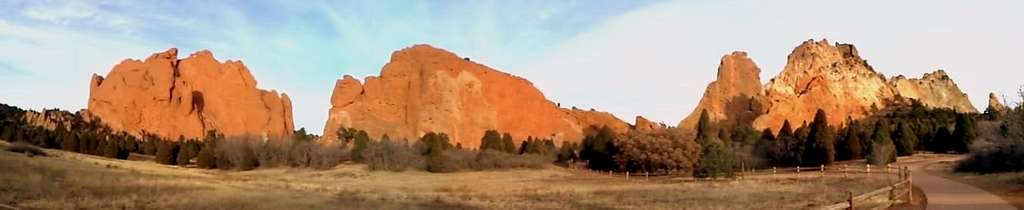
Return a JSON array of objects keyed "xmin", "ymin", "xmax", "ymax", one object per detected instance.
[{"xmin": 575, "ymin": 163, "xmax": 914, "ymax": 210}]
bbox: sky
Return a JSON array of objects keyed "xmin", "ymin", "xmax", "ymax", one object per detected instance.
[{"xmin": 1, "ymin": 0, "xmax": 1022, "ymax": 135}]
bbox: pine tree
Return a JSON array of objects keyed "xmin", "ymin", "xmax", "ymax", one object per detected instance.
[
  {"xmin": 479, "ymin": 130, "xmax": 502, "ymax": 151},
  {"xmin": 867, "ymin": 121, "xmax": 896, "ymax": 165},
  {"xmin": 951, "ymin": 114, "xmax": 977, "ymax": 153},
  {"xmin": 893, "ymin": 122, "xmax": 918, "ymax": 156},
  {"xmin": 696, "ymin": 110, "xmax": 713, "ymax": 145},
  {"xmin": 802, "ymin": 109, "xmax": 835, "ymax": 165},
  {"xmin": 501, "ymin": 133, "xmax": 516, "ymax": 154}
]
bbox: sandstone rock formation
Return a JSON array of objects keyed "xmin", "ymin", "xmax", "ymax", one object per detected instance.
[
  {"xmin": 88, "ymin": 48, "xmax": 294, "ymax": 141},
  {"xmin": 678, "ymin": 51, "xmax": 765, "ymax": 130},
  {"xmin": 890, "ymin": 70, "xmax": 977, "ymax": 112},
  {"xmin": 987, "ymin": 92, "xmax": 1009, "ymax": 114},
  {"xmin": 634, "ymin": 116, "xmax": 666, "ymax": 131},
  {"xmin": 681, "ymin": 39, "xmax": 977, "ymax": 133},
  {"xmin": 322, "ymin": 44, "xmax": 627, "ymax": 147},
  {"xmin": 755, "ymin": 40, "xmax": 897, "ymax": 131}
]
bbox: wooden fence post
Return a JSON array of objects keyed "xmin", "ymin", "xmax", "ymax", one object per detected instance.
[
  {"xmin": 866, "ymin": 164, "xmax": 871, "ymax": 174},
  {"xmin": 843, "ymin": 164, "xmax": 848, "ymax": 178},
  {"xmin": 626, "ymin": 171, "xmax": 630, "ymax": 180},
  {"xmin": 645, "ymin": 171, "xmax": 649, "ymax": 180},
  {"xmin": 848, "ymin": 191, "xmax": 854, "ymax": 210},
  {"xmin": 908, "ymin": 169, "xmax": 913, "ymax": 203},
  {"xmin": 772, "ymin": 166, "xmax": 777, "ymax": 177},
  {"xmin": 820, "ymin": 164, "xmax": 825, "ymax": 176}
]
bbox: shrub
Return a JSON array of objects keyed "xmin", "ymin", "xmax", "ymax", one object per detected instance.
[
  {"xmin": 694, "ymin": 140, "xmax": 735, "ymax": 178},
  {"xmin": 479, "ymin": 130, "xmax": 503, "ymax": 152},
  {"xmin": 350, "ymin": 130, "xmax": 370, "ymax": 162},
  {"xmin": 555, "ymin": 142, "xmax": 579, "ymax": 164},
  {"xmin": 155, "ymin": 141, "xmax": 180, "ymax": 165},
  {"xmin": 614, "ymin": 129, "xmax": 700, "ymax": 174},
  {"xmin": 217, "ymin": 139, "xmax": 259, "ymax": 170},
  {"xmin": 472, "ymin": 150, "xmax": 547, "ymax": 170},
  {"xmin": 362, "ymin": 139, "xmax": 424, "ymax": 171},
  {"xmin": 579, "ymin": 126, "xmax": 619, "ymax": 171},
  {"xmin": 956, "ymin": 140, "xmax": 1024, "ymax": 173}
]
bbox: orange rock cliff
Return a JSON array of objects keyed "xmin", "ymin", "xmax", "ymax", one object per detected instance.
[
  {"xmin": 88, "ymin": 48, "xmax": 294, "ymax": 141},
  {"xmin": 322, "ymin": 44, "xmax": 628, "ymax": 147}
]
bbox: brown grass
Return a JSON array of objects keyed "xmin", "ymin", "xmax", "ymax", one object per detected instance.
[{"xmin": 0, "ymin": 140, "xmax": 892, "ymax": 210}]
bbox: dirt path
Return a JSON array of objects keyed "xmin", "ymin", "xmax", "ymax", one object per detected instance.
[{"xmin": 907, "ymin": 157, "xmax": 1015, "ymax": 210}]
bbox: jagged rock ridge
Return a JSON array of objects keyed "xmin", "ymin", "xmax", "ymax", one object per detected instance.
[
  {"xmin": 88, "ymin": 48, "xmax": 294, "ymax": 141},
  {"xmin": 322, "ymin": 44, "xmax": 628, "ymax": 147},
  {"xmin": 680, "ymin": 39, "xmax": 977, "ymax": 132}
]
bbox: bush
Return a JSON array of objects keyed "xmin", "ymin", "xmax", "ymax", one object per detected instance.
[
  {"xmin": 555, "ymin": 142, "xmax": 579, "ymax": 164},
  {"xmin": 614, "ymin": 129, "xmax": 700, "ymax": 174},
  {"xmin": 6, "ymin": 141, "xmax": 46, "ymax": 157},
  {"xmin": 472, "ymin": 150, "xmax": 548, "ymax": 170},
  {"xmin": 956, "ymin": 140, "xmax": 1024, "ymax": 173},
  {"xmin": 155, "ymin": 141, "xmax": 180, "ymax": 165},
  {"xmin": 217, "ymin": 139, "xmax": 259, "ymax": 170},
  {"xmin": 363, "ymin": 139, "xmax": 424, "ymax": 171},
  {"xmin": 579, "ymin": 126, "xmax": 619, "ymax": 171},
  {"xmin": 694, "ymin": 140, "xmax": 735, "ymax": 178}
]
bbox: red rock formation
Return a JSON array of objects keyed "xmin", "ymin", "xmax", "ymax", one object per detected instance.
[
  {"xmin": 681, "ymin": 39, "xmax": 977, "ymax": 133},
  {"xmin": 890, "ymin": 70, "xmax": 977, "ymax": 113},
  {"xmin": 987, "ymin": 92, "xmax": 1009, "ymax": 114},
  {"xmin": 322, "ymin": 44, "xmax": 627, "ymax": 147},
  {"xmin": 88, "ymin": 48, "xmax": 294, "ymax": 141},
  {"xmin": 755, "ymin": 39, "xmax": 896, "ymax": 131},
  {"xmin": 678, "ymin": 51, "xmax": 765, "ymax": 130},
  {"xmin": 634, "ymin": 116, "xmax": 665, "ymax": 131}
]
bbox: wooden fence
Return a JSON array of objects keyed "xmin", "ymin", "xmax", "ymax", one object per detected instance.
[{"xmin": 576, "ymin": 163, "xmax": 914, "ymax": 210}]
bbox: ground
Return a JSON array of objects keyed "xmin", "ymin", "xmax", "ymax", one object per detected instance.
[
  {"xmin": 0, "ymin": 140, "xmax": 894, "ymax": 210},
  {"xmin": 914, "ymin": 154, "xmax": 1023, "ymax": 209}
]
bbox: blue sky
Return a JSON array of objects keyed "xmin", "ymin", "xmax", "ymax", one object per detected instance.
[{"xmin": 2, "ymin": 0, "xmax": 1022, "ymax": 135}]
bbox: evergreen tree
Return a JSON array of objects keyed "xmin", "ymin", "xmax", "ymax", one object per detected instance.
[
  {"xmin": 951, "ymin": 114, "xmax": 977, "ymax": 153},
  {"xmin": 155, "ymin": 140, "xmax": 180, "ymax": 165},
  {"xmin": 696, "ymin": 110, "xmax": 713, "ymax": 145},
  {"xmin": 351, "ymin": 130, "xmax": 371, "ymax": 161},
  {"xmin": 802, "ymin": 109, "xmax": 835, "ymax": 166},
  {"xmin": 479, "ymin": 130, "xmax": 502, "ymax": 151},
  {"xmin": 501, "ymin": 133, "xmax": 516, "ymax": 154},
  {"xmin": 694, "ymin": 139, "xmax": 735, "ymax": 178},
  {"xmin": 867, "ymin": 121, "xmax": 897, "ymax": 165},
  {"xmin": 579, "ymin": 126, "xmax": 619, "ymax": 171},
  {"xmin": 893, "ymin": 122, "xmax": 918, "ymax": 156}
]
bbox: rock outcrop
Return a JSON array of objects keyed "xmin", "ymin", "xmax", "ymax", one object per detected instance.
[
  {"xmin": 678, "ymin": 51, "xmax": 765, "ymax": 130},
  {"xmin": 634, "ymin": 116, "xmax": 665, "ymax": 131},
  {"xmin": 987, "ymin": 92, "xmax": 1009, "ymax": 114},
  {"xmin": 322, "ymin": 44, "xmax": 627, "ymax": 147},
  {"xmin": 890, "ymin": 70, "xmax": 977, "ymax": 112},
  {"xmin": 681, "ymin": 39, "xmax": 977, "ymax": 133},
  {"xmin": 88, "ymin": 48, "xmax": 294, "ymax": 141}
]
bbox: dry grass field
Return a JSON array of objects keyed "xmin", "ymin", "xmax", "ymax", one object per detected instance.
[{"xmin": 0, "ymin": 140, "xmax": 894, "ymax": 210}]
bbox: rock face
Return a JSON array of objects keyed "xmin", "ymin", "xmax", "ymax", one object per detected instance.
[
  {"xmin": 88, "ymin": 48, "xmax": 294, "ymax": 141},
  {"xmin": 755, "ymin": 40, "xmax": 897, "ymax": 131},
  {"xmin": 634, "ymin": 116, "xmax": 665, "ymax": 131},
  {"xmin": 322, "ymin": 44, "xmax": 627, "ymax": 147},
  {"xmin": 890, "ymin": 70, "xmax": 977, "ymax": 112},
  {"xmin": 678, "ymin": 52, "xmax": 765, "ymax": 130},
  {"xmin": 681, "ymin": 39, "xmax": 977, "ymax": 133},
  {"xmin": 987, "ymin": 92, "xmax": 1009, "ymax": 114}
]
